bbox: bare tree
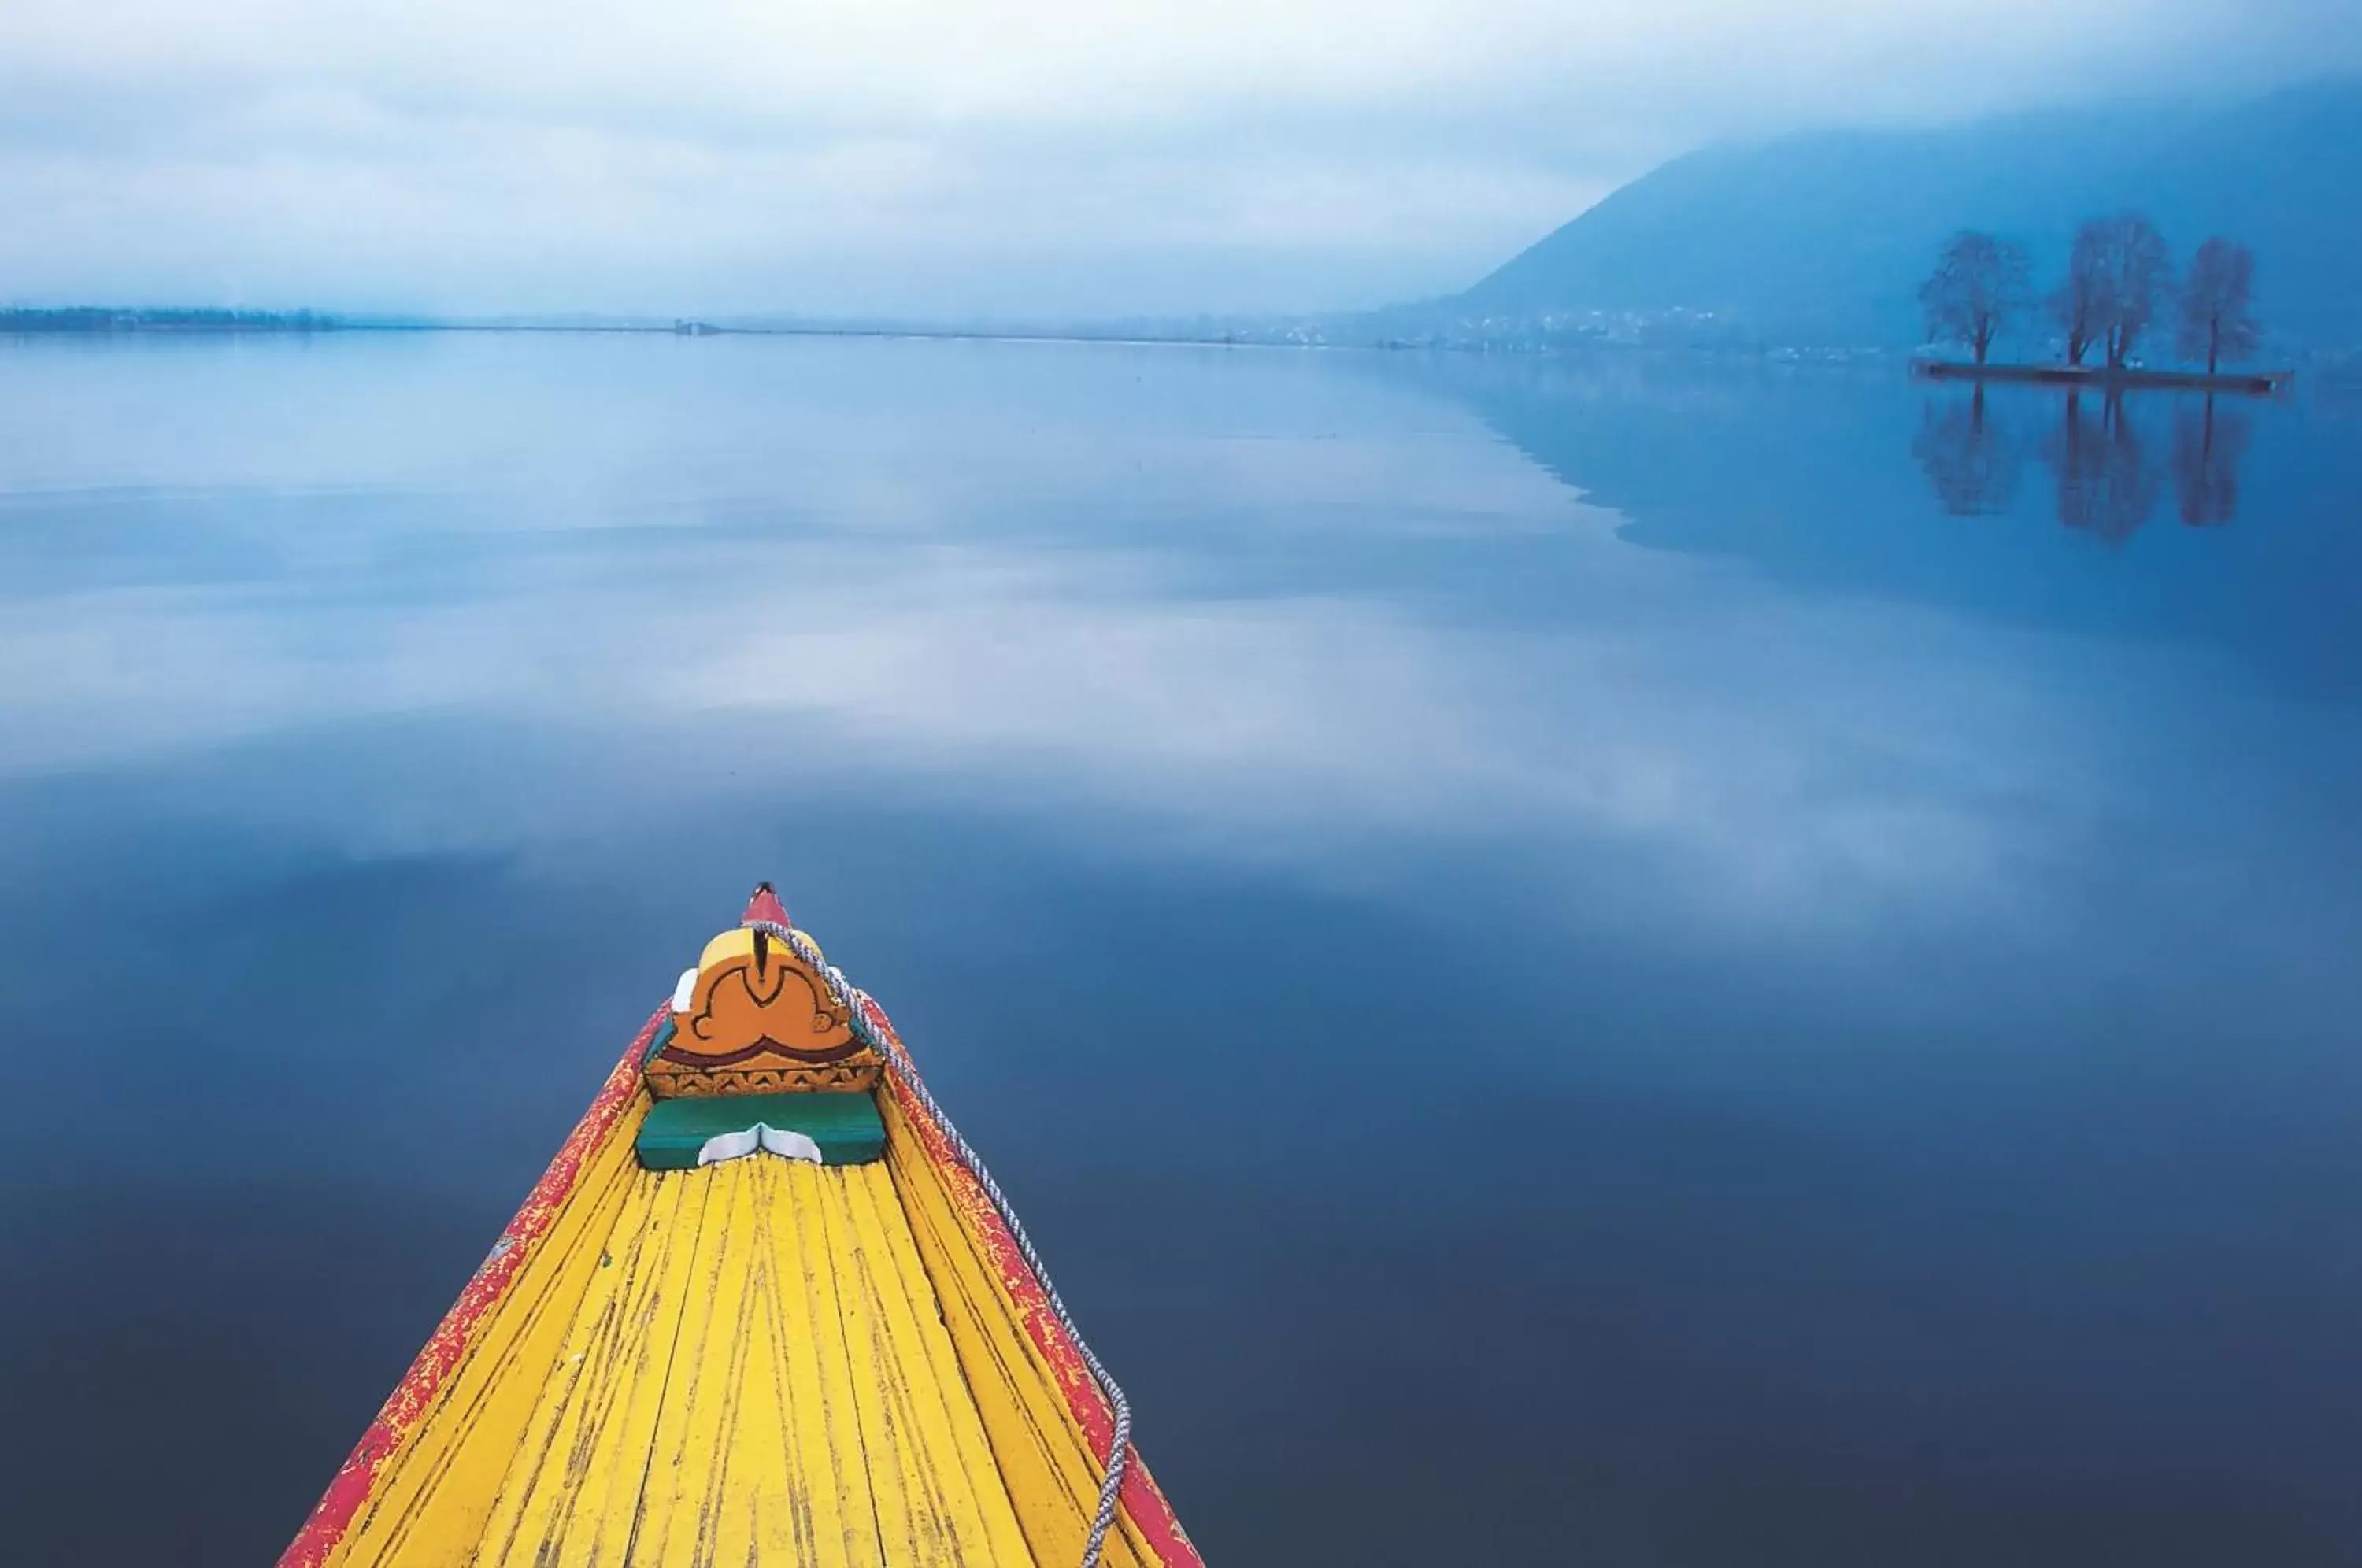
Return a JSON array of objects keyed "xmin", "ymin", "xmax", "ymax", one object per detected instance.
[
  {"xmin": 2053, "ymin": 224, "xmax": 2109, "ymax": 367},
  {"xmin": 2084, "ymin": 213, "xmax": 2174, "ymax": 370},
  {"xmin": 2176, "ymin": 237, "xmax": 2260, "ymax": 375},
  {"xmin": 1919, "ymin": 231, "xmax": 2031, "ymax": 365}
]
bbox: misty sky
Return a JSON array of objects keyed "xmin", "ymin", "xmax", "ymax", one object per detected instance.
[{"xmin": 0, "ymin": 0, "xmax": 2352, "ymax": 320}]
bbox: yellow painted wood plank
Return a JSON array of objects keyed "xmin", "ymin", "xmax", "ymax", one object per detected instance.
[
  {"xmin": 633, "ymin": 1159, "xmax": 824, "ymax": 1568},
  {"xmin": 327, "ymin": 1092, "xmax": 1072, "ymax": 1568},
  {"xmin": 754, "ymin": 1157, "xmax": 887, "ymax": 1568},
  {"xmin": 809, "ymin": 1161, "xmax": 1013, "ymax": 1566},
  {"xmin": 326, "ymin": 1098, "xmax": 647, "ymax": 1568},
  {"xmin": 473, "ymin": 1167, "xmax": 715, "ymax": 1567},
  {"xmin": 842, "ymin": 1159, "xmax": 1039, "ymax": 1568},
  {"xmin": 883, "ymin": 1127, "xmax": 1072, "ymax": 1517},
  {"xmin": 632, "ymin": 1159, "xmax": 763, "ymax": 1567},
  {"xmin": 761, "ymin": 1159, "xmax": 877, "ymax": 1568},
  {"xmin": 816, "ymin": 1164, "xmax": 927, "ymax": 1565},
  {"xmin": 890, "ymin": 1151, "xmax": 1106, "ymax": 1566},
  {"xmin": 882, "ymin": 1095, "xmax": 1157, "ymax": 1568}
]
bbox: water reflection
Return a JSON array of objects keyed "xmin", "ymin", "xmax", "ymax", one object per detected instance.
[
  {"xmin": 2051, "ymin": 394, "xmax": 2164, "ymax": 543},
  {"xmin": 2172, "ymin": 398, "xmax": 2253, "ymax": 527},
  {"xmin": 1912, "ymin": 386, "xmax": 2021, "ymax": 517},
  {"xmin": 2, "ymin": 336, "xmax": 2360, "ymax": 1567},
  {"xmin": 1400, "ymin": 351, "xmax": 2353, "ymax": 707},
  {"xmin": 1915, "ymin": 385, "xmax": 2260, "ymax": 539}
]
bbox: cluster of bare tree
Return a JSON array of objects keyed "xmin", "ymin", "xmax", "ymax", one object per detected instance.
[{"xmin": 1919, "ymin": 220, "xmax": 2260, "ymax": 372}]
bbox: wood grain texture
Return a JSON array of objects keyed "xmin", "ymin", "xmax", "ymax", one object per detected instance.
[
  {"xmin": 287, "ymin": 906, "xmax": 1201, "ymax": 1568},
  {"xmin": 283, "ymin": 1003, "xmax": 670, "ymax": 1568},
  {"xmin": 868, "ymin": 997, "xmax": 1205, "ymax": 1568},
  {"xmin": 323, "ymin": 1101, "xmax": 645, "ymax": 1563},
  {"xmin": 311, "ymin": 1123, "xmax": 1039, "ymax": 1566}
]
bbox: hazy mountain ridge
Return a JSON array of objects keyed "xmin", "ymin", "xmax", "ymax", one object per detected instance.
[{"xmin": 1450, "ymin": 80, "xmax": 2362, "ymax": 352}]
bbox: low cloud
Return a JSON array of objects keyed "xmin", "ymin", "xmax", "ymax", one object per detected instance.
[{"xmin": 0, "ymin": 0, "xmax": 2347, "ymax": 315}]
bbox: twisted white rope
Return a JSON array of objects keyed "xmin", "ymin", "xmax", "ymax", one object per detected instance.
[{"xmin": 745, "ymin": 917, "xmax": 1135, "ymax": 1568}]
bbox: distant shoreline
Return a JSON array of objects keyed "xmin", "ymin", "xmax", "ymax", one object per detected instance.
[
  {"xmin": 0, "ymin": 309, "xmax": 1894, "ymax": 360},
  {"xmin": 6, "ymin": 301, "xmax": 1906, "ymax": 358},
  {"xmin": 0, "ymin": 309, "xmax": 1346, "ymax": 350},
  {"xmin": 0, "ymin": 308, "xmax": 346, "ymax": 335},
  {"xmin": 0, "ymin": 312, "xmax": 2335, "ymax": 383},
  {"xmin": 0, "ymin": 315, "xmax": 1348, "ymax": 357}
]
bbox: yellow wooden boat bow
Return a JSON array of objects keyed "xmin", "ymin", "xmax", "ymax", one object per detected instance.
[{"xmin": 280, "ymin": 886, "xmax": 1202, "ymax": 1568}]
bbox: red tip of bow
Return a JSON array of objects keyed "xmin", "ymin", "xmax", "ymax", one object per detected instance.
[{"xmin": 742, "ymin": 882, "xmax": 790, "ymax": 930}]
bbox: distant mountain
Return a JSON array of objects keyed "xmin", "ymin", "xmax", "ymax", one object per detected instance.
[{"xmin": 1453, "ymin": 80, "xmax": 2362, "ymax": 351}]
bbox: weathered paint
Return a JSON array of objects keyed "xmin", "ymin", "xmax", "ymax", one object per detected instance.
[
  {"xmin": 279, "ymin": 1003, "xmax": 670, "ymax": 1568},
  {"xmin": 282, "ymin": 899, "xmax": 1202, "ymax": 1568},
  {"xmin": 304, "ymin": 1117, "xmax": 1042, "ymax": 1565},
  {"xmin": 746, "ymin": 882, "xmax": 792, "ymax": 930},
  {"xmin": 641, "ymin": 1014, "xmax": 677, "ymax": 1063},
  {"xmin": 324, "ymin": 1104, "xmax": 646, "ymax": 1560},
  {"xmin": 451, "ymin": 1156, "xmax": 1035, "ymax": 1566},
  {"xmin": 865, "ymin": 994, "xmax": 1205, "ymax": 1568},
  {"xmin": 883, "ymin": 1092, "xmax": 1157, "ymax": 1567}
]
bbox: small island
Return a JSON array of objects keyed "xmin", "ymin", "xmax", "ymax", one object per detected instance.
[{"xmin": 1910, "ymin": 220, "xmax": 2290, "ymax": 394}]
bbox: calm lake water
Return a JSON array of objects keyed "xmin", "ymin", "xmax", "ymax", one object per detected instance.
[{"xmin": 2, "ymin": 332, "xmax": 2359, "ymax": 1566}]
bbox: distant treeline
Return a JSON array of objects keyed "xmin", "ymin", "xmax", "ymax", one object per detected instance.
[{"xmin": 0, "ymin": 307, "xmax": 340, "ymax": 333}]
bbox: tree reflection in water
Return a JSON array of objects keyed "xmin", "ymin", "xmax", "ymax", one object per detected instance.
[
  {"xmin": 1912, "ymin": 386, "xmax": 2020, "ymax": 516},
  {"xmin": 2048, "ymin": 393, "xmax": 2162, "ymax": 544},
  {"xmin": 1916, "ymin": 385, "xmax": 2250, "ymax": 539},
  {"xmin": 2172, "ymin": 396, "xmax": 2253, "ymax": 527}
]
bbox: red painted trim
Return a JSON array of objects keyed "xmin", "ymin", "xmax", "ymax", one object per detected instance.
[
  {"xmin": 867, "ymin": 996, "xmax": 1205, "ymax": 1568},
  {"xmin": 277, "ymin": 1003, "xmax": 667, "ymax": 1568},
  {"xmin": 742, "ymin": 884, "xmax": 790, "ymax": 929},
  {"xmin": 281, "ymin": 919, "xmax": 1202, "ymax": 1568}
]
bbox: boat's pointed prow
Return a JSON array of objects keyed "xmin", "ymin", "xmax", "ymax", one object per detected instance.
[
  {"xmin": 743, "ymin": 878, "xmax": 790, "ymax": 930},
  {"xmin": 283, "ymin": 888, "xmax": 1203, "ymax": 1568}
]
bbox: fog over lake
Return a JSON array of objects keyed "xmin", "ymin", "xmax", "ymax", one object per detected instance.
[{"xmin": 2, "ymin": 332, "xmax": 2358, "ymax": 1565}]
